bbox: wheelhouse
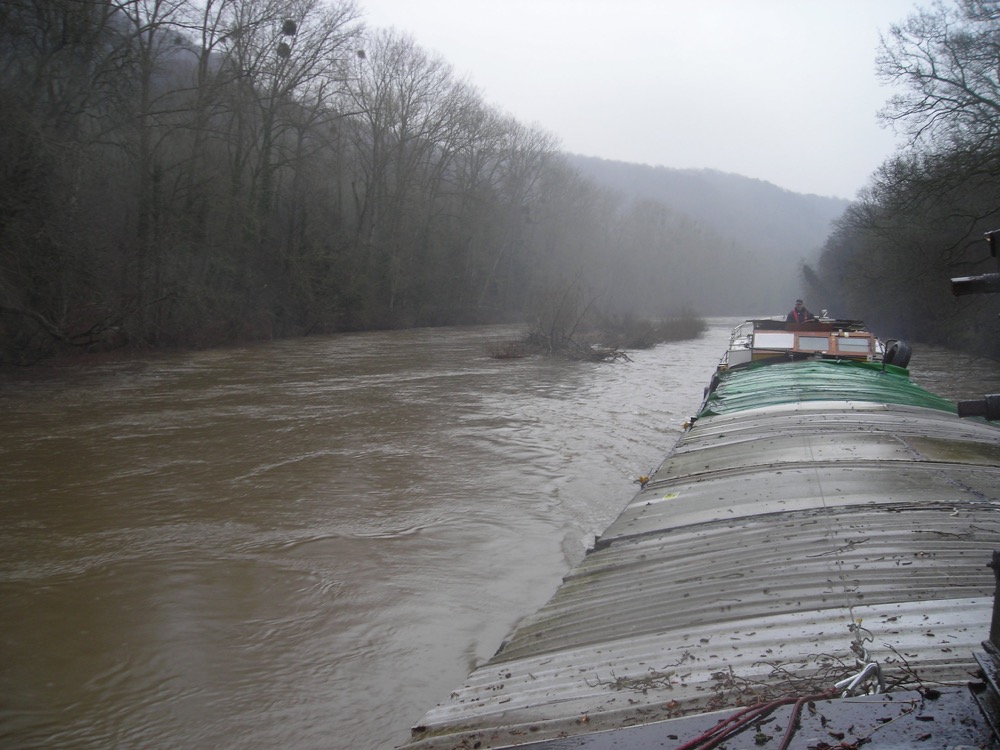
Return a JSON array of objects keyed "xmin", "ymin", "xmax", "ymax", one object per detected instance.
[{"xmin": 722, "ymin": 318, "xmax": 882, "ymax": 369}]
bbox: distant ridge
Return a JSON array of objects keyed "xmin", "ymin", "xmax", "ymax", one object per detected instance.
[
  {"xmin": 567, "ymin": 154, "xmax": 849, "ymax": 262},
  {"xmin": 566, "ymin": 154, "xmax": 850, "ymax": 313}
]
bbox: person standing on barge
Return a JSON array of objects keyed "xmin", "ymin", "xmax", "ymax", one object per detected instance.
[{"xmin": 786, "ymin": 299, "xmax": 815, "ymax": 324}]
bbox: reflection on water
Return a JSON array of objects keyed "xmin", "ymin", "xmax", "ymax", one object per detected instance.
[{"xmin": 0, "ymin": 321, "xmax": 997, "ymax": 750}]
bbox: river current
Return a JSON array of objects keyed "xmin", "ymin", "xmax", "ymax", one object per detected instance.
[{"xmin": 2, "ymin": 319, "xmax": 999, "ymax": 750}]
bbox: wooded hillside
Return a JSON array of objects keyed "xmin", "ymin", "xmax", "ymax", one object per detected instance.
[
  {"xmin": 0, "ymin": 0, "xmax": 850, "ymax": 365},
  {"xmin": 569, "ymin": 156, "xmax": 848, "ymax": 314}
]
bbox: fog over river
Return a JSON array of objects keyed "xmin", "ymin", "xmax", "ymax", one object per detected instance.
[{"xmin": 2, "ymin": 319, "xmax": 999, "ymax": 750}]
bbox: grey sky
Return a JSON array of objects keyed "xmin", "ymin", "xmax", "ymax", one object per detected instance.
[{"xmin": 360, "ymin": 0, "xmax": 922, "ymax": 200}]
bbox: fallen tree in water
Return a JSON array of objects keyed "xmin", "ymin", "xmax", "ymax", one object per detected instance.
[
  {"xmin": 486, "ymin": 313, "xmax": 706, "ymax": 361},
  {"xmin": 486, "ymin": 279, "xmax": 706, "ymax": 361},
  {"xmin": 522, "ymin": 329, "xmax": 632, "ymax": 361}
]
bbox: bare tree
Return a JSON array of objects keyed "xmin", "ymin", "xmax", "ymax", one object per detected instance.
[
  {"xmin": 0, "ymin": 0, "xmax": 717, "ymax": 362},
  {"xmin": 342, "ymin": 30, "xmax": 479, "ymax": 319},
  {"xmin": 0, "ymin": 0, "xmax": 134, "ymax": 359},
  {"xmin": 877, "ymin": 1, "xmax": 1000, "ymax": 171}
]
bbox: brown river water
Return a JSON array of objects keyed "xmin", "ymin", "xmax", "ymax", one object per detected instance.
[{"xmin": 2, "ymin": 319, "xmax": 999, "ymax": 750}]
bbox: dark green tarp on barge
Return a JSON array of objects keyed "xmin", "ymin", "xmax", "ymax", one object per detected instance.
[{"xmin": 699, "ymin": 359, "xmax": 957, "ymax": 418}]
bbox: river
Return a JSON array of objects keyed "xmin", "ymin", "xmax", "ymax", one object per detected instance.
[{"xmin": 2, "ymin": 319, "xmax": 999, "ymax": 750}]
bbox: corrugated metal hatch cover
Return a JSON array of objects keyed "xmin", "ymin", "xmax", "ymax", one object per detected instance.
[
  {"xmin": 486, "ymin": 687, "xmax": 994, "ymax": 749},
  {"xmin": 402, "ymin": 359, "xmax": 1000, "ymax": 750}
]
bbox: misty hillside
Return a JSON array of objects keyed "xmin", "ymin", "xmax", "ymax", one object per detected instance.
[
  {"xmin": 0, "ymin": 1, "xmax": 859, "ymax": 363},
  {"xmin": 568, "ymin": 155, "xmax": 850, "ymax": 314}
]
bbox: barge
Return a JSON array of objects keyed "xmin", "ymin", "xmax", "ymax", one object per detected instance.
[{"xmin": 401, "ymin": 316, "xmax": 1000, "ymax": 749}]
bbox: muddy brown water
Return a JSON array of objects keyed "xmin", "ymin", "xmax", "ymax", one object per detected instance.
[{"xmin": 2, "ymin": 320, "xmax": 998, "ymax": 750}]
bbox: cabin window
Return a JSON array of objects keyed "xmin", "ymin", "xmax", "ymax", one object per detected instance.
[
  {"xmin": 797, "ymin": 335, "xmax": 829, "ymax": 351},
  {"xmin": 836, "ymin": 337, "xmax": 871, "ymax": 353},
  {"xmin": 753, "ymin": 332, "xmax": 795, "ymax": 349}
]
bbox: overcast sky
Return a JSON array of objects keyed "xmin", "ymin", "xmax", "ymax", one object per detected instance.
[{"xmin": 359, "ymin": 0, "xmax": 923, "ymax": 200}]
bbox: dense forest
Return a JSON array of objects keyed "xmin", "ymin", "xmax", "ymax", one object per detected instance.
[
  {"xmin": 0, "ymin": 0, "xmax": 838, "ymax": 365},
  {"xmin": 5, "ymin": 0, "xmax": 998, "ymax": 366},
  {"xmin": 808, "ymin": 0, "xmax": 1000, "ymax": 357}
]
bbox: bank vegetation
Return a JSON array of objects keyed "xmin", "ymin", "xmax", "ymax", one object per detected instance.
[
  {"xmin": 806, "ymin": 0, "xmax": 1000, "ymax": 358},
  {"xmin": 1, "ymin": 0, "xmax": 722, "ymax": 366}
]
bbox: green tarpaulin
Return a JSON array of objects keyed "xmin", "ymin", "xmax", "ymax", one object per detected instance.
[{"xmin": 698, "ymin": 359, "xmax": 957, "ymax": 418}]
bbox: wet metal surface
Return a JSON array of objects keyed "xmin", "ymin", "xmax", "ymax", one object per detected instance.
[
  {"xmin": 488, "ymin": 688, "xmax": 995, "ymax": 749},
  {"xmin": 404, "ymin": 359, "xmax": 1000, "ymax": 749}
]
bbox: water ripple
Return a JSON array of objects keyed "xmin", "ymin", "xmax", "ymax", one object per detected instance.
[{"xmin": 4, "ymin": 321, "xmax": 987, "ymax": 750}]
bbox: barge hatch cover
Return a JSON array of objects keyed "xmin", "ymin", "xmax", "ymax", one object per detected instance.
[{"xmin": 402, "ymin": 360, "xmax": 1000, "ymax": 750}]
